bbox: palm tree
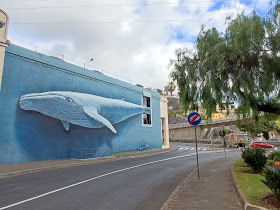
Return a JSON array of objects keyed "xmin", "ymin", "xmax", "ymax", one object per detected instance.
[{"xmin": 164, "ymin": 82, "xmax": 176, "ymax": 96}]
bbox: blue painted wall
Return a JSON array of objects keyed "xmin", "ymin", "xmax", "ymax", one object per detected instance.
[{"xmin": 0, "ymin": 44, "xmax": 162, "ymax": 164}]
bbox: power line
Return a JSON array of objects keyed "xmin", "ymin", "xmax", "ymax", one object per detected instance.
[
  {"xmin": 2, "ymin": 0, "xmax": 237, "ymax": 9},
  {"xmin": 10, "ymin": 37, "xmax": 157, "ymax": 89},
  {"xmin": 11, "ymin": 19, "xmax": 225, "ymax": 25}
]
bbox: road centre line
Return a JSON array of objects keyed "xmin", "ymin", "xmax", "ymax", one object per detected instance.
[{"xmin": 0, "ymin": 153, "xmax": 202, "ymax": 210}]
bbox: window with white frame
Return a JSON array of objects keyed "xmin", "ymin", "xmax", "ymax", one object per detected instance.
[
  {"xmin": 143, "ymin": 96, "xmax": 150, "ymax": 108},
  {"xmin": 143, "ymin": 113, "xmax": 151, "ymax": 125},
  {"xmin": 142, "ymin": 92, "xmax": 152, "ymax": 126}
]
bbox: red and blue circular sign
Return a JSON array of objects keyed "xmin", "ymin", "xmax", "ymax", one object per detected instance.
[{"xmin": 188, "ymin": 112, "xmax": 201, "ymax": 126}]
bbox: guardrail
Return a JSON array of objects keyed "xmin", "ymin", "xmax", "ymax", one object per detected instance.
[{"xmin": 170, "ymin": 137, "xmax": 247, "ymax": 144}]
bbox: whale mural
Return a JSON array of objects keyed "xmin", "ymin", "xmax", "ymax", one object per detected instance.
[{"xmin": 19, "ymin": 91, "xmax": 149, "ymax": 134}]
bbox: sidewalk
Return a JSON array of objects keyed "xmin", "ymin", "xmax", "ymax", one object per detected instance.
[
  {"xmin": 0, "ymin": 146, "xmax": 178, "ymax": 179},
  {"xmin": 161, "ymin": 155, "xmax": 242, "ymax": 210}
]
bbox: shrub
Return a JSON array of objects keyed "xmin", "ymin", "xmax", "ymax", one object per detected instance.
[
  {"xmin": 261, "ymin": 162, "xmax": 280, "ymax": 201},
  {"xmin": 242, "ymin": 147, "xmax": 267, "ymax": 172},
  {"xmin": 268, "ymin": 151, "xmax": 280, "ymax": 161}
]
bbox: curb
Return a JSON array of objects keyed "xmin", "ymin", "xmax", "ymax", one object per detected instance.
[
  {"xmin": 0, "ymin": 157, "xmax": 117, "ymax": 179},
  {"xmin": 231, "ymin": 166, "xmax": 268, "ymax": 210},
  {"xmin": 0, "ymin": 146, "xmax": 178, "ymax": 179}
]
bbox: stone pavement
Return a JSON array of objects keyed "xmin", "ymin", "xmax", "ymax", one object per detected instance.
[{"xmin": 161, "ymin": 155, "xmax": 242, "ymax": 210}]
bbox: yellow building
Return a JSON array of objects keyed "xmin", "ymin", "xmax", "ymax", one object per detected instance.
[{"xmin": 211, "ymin": 112, "xmax": 227, "ymax": 120}]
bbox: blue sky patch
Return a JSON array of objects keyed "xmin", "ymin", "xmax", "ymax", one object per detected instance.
[
  {"xmin": 240, "ymin": 0, "xmax": 271, "ymax": 17},
  {"xmin": 208, "ymin": 1, "xmax": 224, "ymax": 12},
  {"xmin": 207, "ymin": 0, "xmax": 271, "ymax": 18},
  {"xmin": 167, "ymin": 26, "xmax": 197, "ymax": 44},
  {"xmin": 133, "ymin": 0, "xmax": 148, "ymax": 14}
]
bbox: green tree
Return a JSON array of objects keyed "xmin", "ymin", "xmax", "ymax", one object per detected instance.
[
  {"xmin": 238, "ymin": 122, "xmax": 269, "ymax": 140},
  {"xmin": 164, "ymin": 82, "xmax": 176, "ymax": 96},
  {"xmin": 169, "ymin": 2, "xmax": 280, "ymax": 117},
  {"xmin": 238, "ymin": 117, "xmax": 279, "ymax": 139}
]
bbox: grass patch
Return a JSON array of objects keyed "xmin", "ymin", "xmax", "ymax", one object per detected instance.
[
  {"xmin": 233, "ymin": 158, "xmax": 271, "ymax": 205},
  {"xmin": 267, "ymin": 159, "xmax": 274, "ymax": 165}
]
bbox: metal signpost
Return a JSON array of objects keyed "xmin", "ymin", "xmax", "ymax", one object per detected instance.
[
  {"xmin": 219, "ymin": 126, "xmax": 227, "ymax": 158},
  {"xmin": 188, "ymin": 112, "xmax": 202, "ymax": 181}
]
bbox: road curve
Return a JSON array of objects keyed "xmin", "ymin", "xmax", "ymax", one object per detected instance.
[{"xmin": 0, "ymin": 143, "xmax": 239, "ymax": 210}]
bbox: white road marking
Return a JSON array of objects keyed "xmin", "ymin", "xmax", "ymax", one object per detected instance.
[
  {"xmin": 178, "ymin": 147, "xmax": 203, "ymax": 151},
  {"xmin": 0, "ymin": 152, "xmax": 212, "ymax": 210}
]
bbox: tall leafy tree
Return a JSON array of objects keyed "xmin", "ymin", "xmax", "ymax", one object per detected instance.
[{"xmin": 170, "ymin": 2, "xmax": 280, "ymax": 117}]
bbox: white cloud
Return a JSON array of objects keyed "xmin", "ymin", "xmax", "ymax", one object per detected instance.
[{"xmin": 2, "ymin": 0, "xmax": 262, "ymax": 91}]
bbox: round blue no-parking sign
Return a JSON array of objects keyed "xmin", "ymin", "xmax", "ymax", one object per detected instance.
[{"xmin": 188, "ymin": 112, "xmax": 201, "ymax": 126}]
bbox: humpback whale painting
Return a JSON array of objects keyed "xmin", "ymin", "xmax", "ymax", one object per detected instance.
[{"xmin": 19, "ymin": 91, "xmax": 149, "ymax": 134}]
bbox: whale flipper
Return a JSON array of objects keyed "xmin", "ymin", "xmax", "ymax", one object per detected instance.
[
  {"xmin": 83, "ymin": 106, "xmax": 117, "ymax": 134},
  {"xmin": 61, "ymin": 120, "xmax": 70, "ymax": 131}
]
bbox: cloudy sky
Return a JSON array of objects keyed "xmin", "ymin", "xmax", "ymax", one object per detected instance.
[{"xmin": 1, "ymin": 0, "xmax": 271, "ymax": 91}]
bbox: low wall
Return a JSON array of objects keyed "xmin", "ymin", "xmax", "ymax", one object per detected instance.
[{"xmin": 170, "ymin": 138, "xmax": 224, "ymax": 144}]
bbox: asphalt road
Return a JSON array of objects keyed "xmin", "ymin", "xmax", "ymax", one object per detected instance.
[{"xmin": 0, "ymin": 143, "xmax": 239, "ymax": 210}]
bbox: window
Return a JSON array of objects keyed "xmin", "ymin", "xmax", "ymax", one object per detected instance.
[
  {"xmin": 143, "ymin": 113, "xmax": 151, "ymax": 125},
  {"xmin": 143, "ymin": 96, "xmax": 150, "ymax": 108},
  {"xmin": 142, "ymin": 92, "xmax": 152, "ymax": 126}
]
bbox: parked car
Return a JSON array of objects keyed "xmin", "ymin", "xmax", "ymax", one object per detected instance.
[{"xmin": 250, "ymin": 141, "xmax": 274, "ymax": 149}]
